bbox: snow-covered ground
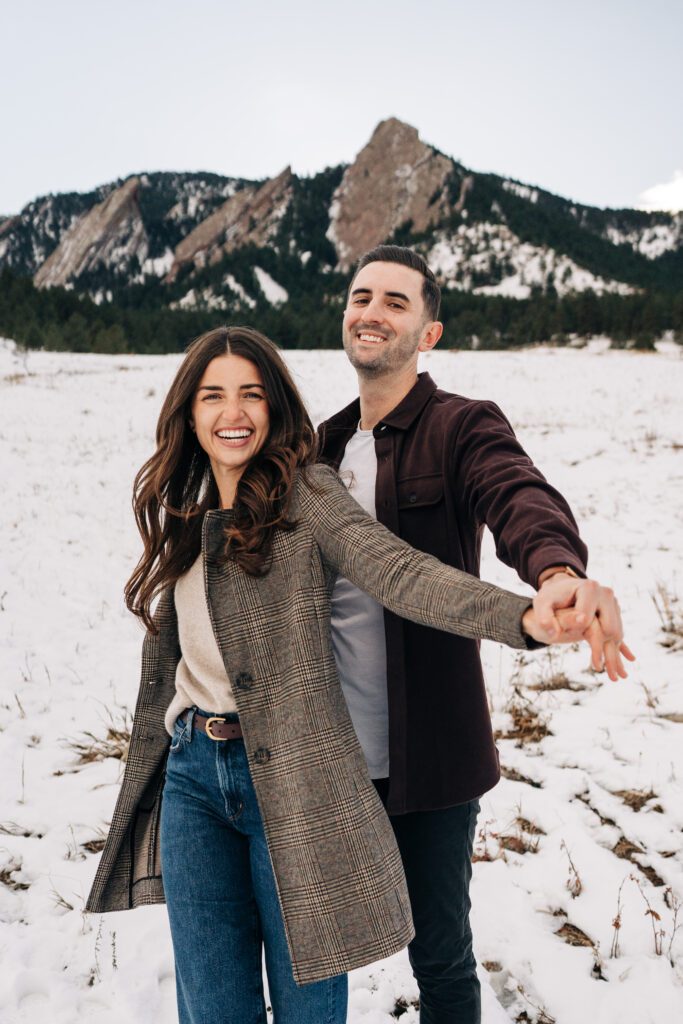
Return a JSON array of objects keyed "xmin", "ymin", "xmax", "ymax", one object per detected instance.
[{"xmin": 1, "ymin": 339, "xmax": 682, "ymax": 1024}]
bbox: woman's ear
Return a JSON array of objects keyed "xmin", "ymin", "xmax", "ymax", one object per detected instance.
[{"xmin": 188, "ymin": 420, "xmax": 196, "ymax": 432}]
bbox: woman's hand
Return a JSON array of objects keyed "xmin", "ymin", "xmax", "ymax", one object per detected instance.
[{"xmin": 522, "ymin": 602, "xmax": 635, "ymax": 681}]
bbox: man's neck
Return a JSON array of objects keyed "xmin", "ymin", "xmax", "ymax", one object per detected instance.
[{"xmin": 358, "ymin": 366, "xmax": 419, "ymax": 431}]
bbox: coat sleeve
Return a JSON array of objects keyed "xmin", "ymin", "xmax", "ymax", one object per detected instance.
[
  {"xmin": 453, "ymin": 400, "xmax": 588, "ymax": 587},
  {"xmin": 299, "ymin": 465, "xmax": 535, "ymax": 650}
]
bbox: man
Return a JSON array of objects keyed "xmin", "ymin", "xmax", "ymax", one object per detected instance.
[{"xmin": 318, "ymin": 245, "xmax": 630, "ymax": 1023}]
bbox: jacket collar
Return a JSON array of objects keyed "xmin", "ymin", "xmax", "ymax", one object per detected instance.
[{"xmin": 324, "ymin": 372, "xmax": 438, "ymax": 435}]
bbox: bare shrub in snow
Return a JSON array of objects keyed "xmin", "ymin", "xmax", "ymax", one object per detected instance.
[
  {"xmin": 560, "ymin": 840, "xmax": 583, "ymax": 898},
  {"xmin": 515, "ymin": 985, "xmax": 556, "ymax": 1023},
  {"xmin": 526, "ymin": 648, "xmax": 587, "ymax": 692},
  {"xmin": 60, "ymin": 707, "xmax": 132, "ymax": 768},
  {"xmin": 663, "ymin": 888, "xmax": 682, "ymax": 967},
  {"xmin": 494, "ymin": 688, "xmax": 552, "ymax": 745},
  {"xmin": 0, "ymin": 856, "xmax": 30, "ymax": 891},
  {"xmin": 610, "ymin": 878, "xmax": 627, "ymax": 958},
  {"xmin": 652, "ymin": 581, "xmax": 683, "ymax": 652},
  {"xmin": 0, "ymin": 821, "xmax": 44, "ymax": 839},
  {"xmin": 631, "ymin": 874, "xmax": 665, "ymax": 956}
]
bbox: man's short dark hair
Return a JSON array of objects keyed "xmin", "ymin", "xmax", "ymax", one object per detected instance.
[{"xmin": 350, "ymin": 245, "xmax": 441, "ymax": 321}]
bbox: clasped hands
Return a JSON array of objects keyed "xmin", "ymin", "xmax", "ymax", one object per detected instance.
[{"xmin": 522, "ymin": 574, "xmax": 635, "ymax": 680}]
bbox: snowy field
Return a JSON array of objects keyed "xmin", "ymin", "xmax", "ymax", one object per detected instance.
[{"xmin": 1, "ymin": 338, "xmax": 682, "ymax": 1024}]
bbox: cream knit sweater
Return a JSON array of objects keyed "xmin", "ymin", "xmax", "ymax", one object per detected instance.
[{"xmin": 164, "ymin": 553, "xmax": 237, "ymax": 735}]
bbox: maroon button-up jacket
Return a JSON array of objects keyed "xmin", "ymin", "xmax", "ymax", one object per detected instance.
[{"xmin": 318, "ymin": 372, "xmax": 588, "ymax": 814}]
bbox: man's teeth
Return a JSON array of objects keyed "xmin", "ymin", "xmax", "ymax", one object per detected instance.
[
  {"xmin": 358, "ymin": 333, "xmax": 385, "ymax": 343},
  {"xmin": 217, "ymin": 429, "xmax": 252, "ymax": 439}
]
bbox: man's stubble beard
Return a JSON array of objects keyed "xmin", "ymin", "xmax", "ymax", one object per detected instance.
[{"xmin": 342, "ymin": 324, "xmax": 423, "ymax": 379}]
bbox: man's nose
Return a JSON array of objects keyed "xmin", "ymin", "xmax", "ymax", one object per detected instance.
[{"xmin": 362, "ymin": 297, "xmax": 385, "ymax": 322}]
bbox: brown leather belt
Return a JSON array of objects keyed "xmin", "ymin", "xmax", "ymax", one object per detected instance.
[{"xmin": 180, "ymin": 712, "xmax": 243, "ymax": 741}]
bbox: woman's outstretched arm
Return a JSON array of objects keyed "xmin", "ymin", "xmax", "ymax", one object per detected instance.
[{"xmin": 300, "ymin": 465, "xmax": 568, "ymax": 650}]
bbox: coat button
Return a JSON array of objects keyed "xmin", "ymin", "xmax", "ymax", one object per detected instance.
[
  {"xmin": 408, "ymin": 493, "xmax": 417, "ymax": 503},
  {"xmin": 253, "ymin": 748, "xmax": 271, "ymax": 765},
  {"xmin": 235, "ymin": 672, "xmax": 254, "ymax": 691}
]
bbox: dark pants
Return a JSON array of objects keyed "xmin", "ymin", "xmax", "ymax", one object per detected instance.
[{"xmin": 374, "ymin": 779, "xmax": 481, "ymax": 1024}]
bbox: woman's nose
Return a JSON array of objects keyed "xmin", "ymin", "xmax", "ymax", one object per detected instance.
[{"xmin": 221, "ymin": 396, "xmax": 244, "ymax": 422}]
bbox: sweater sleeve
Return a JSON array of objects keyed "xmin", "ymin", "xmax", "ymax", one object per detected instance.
[
  {"xmin": 453, "ymin": 400, "xmax": 588, "ymax": 587},
  {"xmin": 299, "ymin": 465, "xmax": 534, "ymax": 650}
]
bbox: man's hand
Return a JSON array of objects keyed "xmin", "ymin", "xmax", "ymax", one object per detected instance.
[{"xmin": 524, "ymin": 573, "xmax": 635, "ymax": 680}]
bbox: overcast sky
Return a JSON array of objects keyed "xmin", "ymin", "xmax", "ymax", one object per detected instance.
[{"xmin": 2, "ymin": 0, "xmax": 682, "ymax": 216}]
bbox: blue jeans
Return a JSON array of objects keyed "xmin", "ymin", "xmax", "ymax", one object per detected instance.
[{"xmin": 160, "ymin": 709, "xmax": 348, "ymax": 1024}]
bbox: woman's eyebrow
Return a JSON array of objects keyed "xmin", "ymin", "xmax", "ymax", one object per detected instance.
[{"xmin": 196, "ymin": 382, "xmax": 265, "ymax": 391}]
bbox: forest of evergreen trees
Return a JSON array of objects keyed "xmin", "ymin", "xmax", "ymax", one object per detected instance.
[{"xmin": 1, "ymin": 267, "xmax": 680, "ymax": 355}]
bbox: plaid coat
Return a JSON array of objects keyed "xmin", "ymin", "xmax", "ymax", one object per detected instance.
[{"xmin": 85, "ymin": 465, "xmax": 532, "ymax": 984}]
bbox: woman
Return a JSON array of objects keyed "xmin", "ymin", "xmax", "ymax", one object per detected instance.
[{"xmin": 86, "ymin": 326, "xmax": 627, "ymax": 1023}]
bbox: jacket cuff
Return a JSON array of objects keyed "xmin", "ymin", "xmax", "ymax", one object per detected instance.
[
  {"xmin": 528, "ymin": 548, "xmax": 587, "ymax": 590},
  {"xmin": 493, "ymin": 592, "xmax": 544, "ymax": 650}
]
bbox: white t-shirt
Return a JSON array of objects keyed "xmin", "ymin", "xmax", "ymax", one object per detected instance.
[{"xmin": 330, "ymin": 427, "xmax": 389, "ymax": 778}]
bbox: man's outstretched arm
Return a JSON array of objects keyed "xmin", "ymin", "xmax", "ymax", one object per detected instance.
[{"xmin": 455, "ymin": 400, "xmax": 633, "ymax": 677}]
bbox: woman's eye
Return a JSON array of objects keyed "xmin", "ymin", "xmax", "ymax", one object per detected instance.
[
  {"xmin": 202, "ymin": 393, "xmax": 220, "ymax": 401},
  {"xmin": 243, "ymin": 392, "xmax": 264, "ymax": 401}
]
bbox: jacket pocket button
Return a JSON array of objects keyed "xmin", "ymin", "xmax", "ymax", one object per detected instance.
[
  {"xmin": 253, "ymin": 748, "xmax": 271, "ymax": 765},
  {"xmin": 408, "ymin": 493, "xmax": 417, "ymax": 503},
  {"xmin": 235, "ymin": 672, "xmax": 254, "ymax": 691}
]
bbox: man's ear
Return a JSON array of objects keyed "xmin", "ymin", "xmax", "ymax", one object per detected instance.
[{"xmin": 418, "ymin": 320, "xmax": 443, "ymax": 353}]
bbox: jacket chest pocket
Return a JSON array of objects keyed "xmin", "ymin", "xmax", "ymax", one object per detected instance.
[
  {"xmin": 397, "ymin": 475, "xmax": 448, "ymax": 560},
  {"xmin": 397, "ymin": 474, "xmax": 443, "ymax": 509}
]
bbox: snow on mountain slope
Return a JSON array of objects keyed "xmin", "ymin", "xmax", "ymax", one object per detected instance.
[
  {"xmin": 604, "ymin": 219, "xmax": 683, "ymax": 260},
  {"xmin": 0, "ymin": 341, "xmax": 682, "ymax": 1023},
  {"xmin": 428, "ymin": 225, "xmax": 636, "ymax": 298}
]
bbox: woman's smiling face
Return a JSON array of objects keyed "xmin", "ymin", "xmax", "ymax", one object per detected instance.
[{"xmin": 190, "ymin": 353, "xmax": 270, "ymax": 505}]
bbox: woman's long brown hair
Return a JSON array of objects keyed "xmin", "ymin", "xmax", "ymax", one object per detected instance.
[{"xmin": 125, "ymin": 326, "xmax": 318, "ymax": 632}]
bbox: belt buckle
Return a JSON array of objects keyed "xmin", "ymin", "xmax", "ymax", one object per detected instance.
[{"xmin": 205, "ymin": 716, "xmax": 227, "ymax": 741}]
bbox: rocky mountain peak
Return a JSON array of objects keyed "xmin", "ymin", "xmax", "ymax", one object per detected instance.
[
  {"xmin": 327, "ymin": 118, "xmax": 454, "ymax": 269},
  {"xmin": 164, "ymin": 167, "xmax": 293, "ymax": 283},
  {"xmin": 34, "ymin": 177, "xmax": 147, "ymax": 289}
]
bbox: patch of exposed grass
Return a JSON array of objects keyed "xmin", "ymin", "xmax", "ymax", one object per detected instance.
[
  {"xmin": 391, "ymin": 995, "xmax": 420, "ymax": 1018},
  {"xmin": 495, "ymin": 689, "xmax": 552, "ymax": 745},
  {"xmin": 556, "ymin": 922, "xmax": 595, "ymax": 947},
  {"xmin": 0, "ymin": 857, "xmax": 30, "ymax": 891},
  {"xmin": 500, "ymin": 766, "xmax": 543, "ymax": 788},
  {"xmin": 0, "ymin": 821, "xmax": 44, "ymax": 839},
  {"xmin": 613, "ymin": 788, "xmax": 662, "ymax": 813},
  {"xmin": 61, "ymin": 708, "xmax": 131, "ymax": 768},
  {"xmin": 613, "ymin": 836, "xmax": 665, "ymax": 887}
]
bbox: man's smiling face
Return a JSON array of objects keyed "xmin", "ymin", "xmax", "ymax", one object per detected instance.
[{"xmin": 342, "ymin": 261, "xmax": 435, "ymax": 377}]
